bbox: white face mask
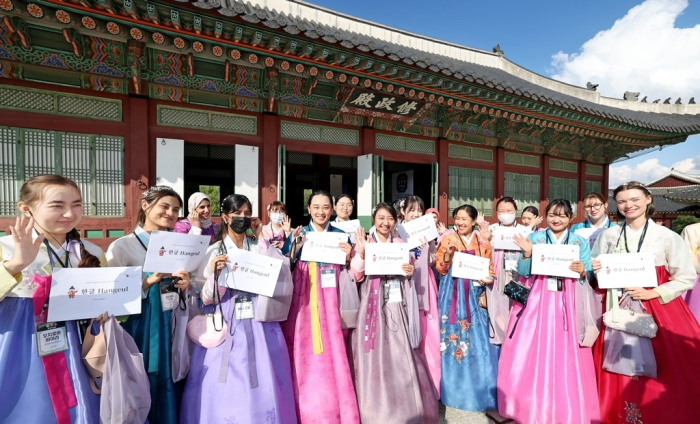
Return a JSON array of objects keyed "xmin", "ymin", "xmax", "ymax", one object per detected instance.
[
  {"xmin": 270, "ymin": 213, "xmax": 284, "ymax": 224},
  {"xmin": 498, "ymin": 213, "xmax": 516, "ymax": 225}
]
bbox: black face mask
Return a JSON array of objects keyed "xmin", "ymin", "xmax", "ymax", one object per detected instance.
[{"xmin": 229, "ymin": 217, "xmax": 251, "ymax": 234}]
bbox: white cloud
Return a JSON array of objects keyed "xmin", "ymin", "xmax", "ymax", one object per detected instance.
[
  {"xmin": 609, "ymin": 153, "xmax": 700, "ymax": 187},
  {"xmin": 550, "ymin": 0, "xmax": 700, "ymax": 101},
  {"xmin": 548, "ymin": 0, "xmax": 700, "ymax": 187}
]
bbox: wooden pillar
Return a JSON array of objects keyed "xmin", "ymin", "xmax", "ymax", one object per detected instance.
[
  {"xmin": 603, "ymin": 163, "xmax": 611, "ymax": 197},
  {"xmin": 126, "ymin": 96, "xmax": 150, "ymax": 231},
  {"xmin": 577, "ymin": 160, "xmax": 587, "ymax": 218},
  {"xmin": 438, "ymin": 138, "xmax": 449, "ymax": 224},
  {"xmin": 541, "ymin": 155, "xmax": 550, "ymax": 214},
  {"xmin": 495, "ymin": 146, "xmax": 505, "ymax": 199},
  {"xmin": 361, "ymin": 126, "xmax": 374, "ymax": 155},
  {"xmin": 260, "ymin": 113, "xmax": 279, "ymax": 224}
]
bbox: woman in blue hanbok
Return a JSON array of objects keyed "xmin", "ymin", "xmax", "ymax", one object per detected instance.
[{"xmin": 435, "ymin": 204, "xmax": 499, "ymax": 412}]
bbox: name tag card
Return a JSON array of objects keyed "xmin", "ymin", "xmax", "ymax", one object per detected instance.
[
  {"xmin": 47, "ymin": 266, "xmax": 143, "ymax": 322},
  {"xmin": 143, "ymin": 231, "xmax": 210, "ymax": 273},
  {"xmin": 451, "ymin": 252, "xmax": 491, "ymax": 281},
  {"xmin": 300, "ymin": 232, "xmax": 349, "ymax": 265},
  {"xmin": 400, "ymin": 215, "xmax": 439, "ymax": 249},
  {"xmin": 235, "ymin": 296, "xmax": 254, "ymax": 319},
  {"xmin": 596, "ymin": 252, "xmax": 657, "ymax": 289},
  {"xmin": 223, "ymin": 249, "xmax": 283, "ymax": 297},
  {"xmin": 574, "ymin": 227, "xmax": 606, "ymax": 247},
  {"xmin": 530, "ymin": 244, "xmax": 580, "ymax": 279},
  {"xmin": 332, "ymin": 220, "xmax": 361, "ymax": 244},
  {"xmin": 491, "ymin": 226, "xmax": 532, "ymax": 251},
  {"xmin": 365, "ymin": 243, "xmax": 410, "ymax": 276},
  {"xmin": 36, "ymin": 322, "xmax": 68, "ymax": 357}
]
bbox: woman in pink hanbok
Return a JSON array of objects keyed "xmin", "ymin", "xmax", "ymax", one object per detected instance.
[
  {"xmin": 280, "ymin": 190, "xmax": 360, "ymax": 424},
  {"xmin": 497, "ymin": 199, "xmax": 600, "ymax": 423},
  {"xmin": 349, "ymin": 202, "xmax": 438, "ymax": 423}
]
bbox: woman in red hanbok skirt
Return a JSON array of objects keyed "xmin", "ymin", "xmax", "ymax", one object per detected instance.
[{"xmin": 591, "ymin": 181, "xmax": 700, "ymax": 423}]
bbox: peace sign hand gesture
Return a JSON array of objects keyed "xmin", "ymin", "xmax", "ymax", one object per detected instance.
[{"xmin": 3, "ymin": 215, "xmax": 44, "ymax": 276}]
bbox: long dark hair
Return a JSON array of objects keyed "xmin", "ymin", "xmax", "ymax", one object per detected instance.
[
  {"xmin": 307, "ymin": 190, "xmax": 333, "ymax": 207},
  {"xmin": 214, "ymin": 194, "xmax": 252, "ymax": 244},
  {"xmin": 137, "ymin": 186, "xmax": 183, "ymax": 227},
  {"xmin": 496, "ymin": 196, "xmax": 518, "ymax": 211},
  {"xmin": 402, "ymin": 195, "xmax": 425, "ymax": 216},
  {"xmin": 19, "ymin": 175, "xmax": 101, "ymax": 268},
  {"xmin": 452, "ymin": 204, "xmax": 478, "ymax": 220},
  {"xmin": 522, "ymin": 206, "xmax": 539, "ymax": 216},
  {"xmin": 372, "ymin": 202, "xmax": 398, "ymax": 222},
  {"xmin": 334, "ymin": 194, "xmax": 354, "ymax": 206},
  {"xmin": 545, "ymin": 199, "xmax": 574, "ymax": 219}
]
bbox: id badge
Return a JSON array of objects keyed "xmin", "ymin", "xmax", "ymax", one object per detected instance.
[
  {"xmin": 161, "ymin": 292, "xmax": 178, "ymax": 311},
  {"xmin": 387, "ymin": 281, "xmax": 402, "ymax": 303},
  {"xmin": 235, "ymin": 296, "xmax": 254, "ymax": 320},
  {"xmin": 36, "ymin": 322, "xmax": 69, "ymax": 357},
  {"xmin": 547, "ymin": 277, "xmax": 559, "ymax": 292},
  {"xmin": 504, "ymin": 252, "xmax": 518, "ymax": 272},
  {"xmin": 321, "ymin": 269, "xmax": 337, "ymax": 288}
]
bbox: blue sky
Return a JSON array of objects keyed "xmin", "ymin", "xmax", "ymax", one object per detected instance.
[{"xmin": 307, "ymin": 0, "xmax": 700, "ymax": 185}]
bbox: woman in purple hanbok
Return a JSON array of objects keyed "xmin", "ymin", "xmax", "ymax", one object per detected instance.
[{"xmin": 180, "ymin": 194, "xmax": 296, "ymax": 424}]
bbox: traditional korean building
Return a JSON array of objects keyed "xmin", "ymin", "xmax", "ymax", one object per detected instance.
[
  {"xmin": 608, "ymin": 169, "xmax": 700, "ymax": 228},
  {"xmin": 2, "ymin": 0, "xmax": 700, "ymax": 248}
]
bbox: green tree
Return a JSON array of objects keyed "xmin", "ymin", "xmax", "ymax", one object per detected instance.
[
  {"xmin": 199, "ymin": 185, "xmax": 221, "ymax": 216},
  {"xmin": 672, "ymin": 215, "xmax": 700, "ymax": 234}
]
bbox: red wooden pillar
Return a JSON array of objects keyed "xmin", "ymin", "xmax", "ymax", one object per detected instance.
[
  {"xmin": 577, "ymin": 160, "xmax": 587, "ymax": 218},
  {"xmin": 603, "ymin": 163, "xmax": 611, "ymax": 197},
  {"xmin": 495, "ymin": 146, "xmax": 505, "ymax": 199},
  {"xmin": 260, "ymin": 114, "xmax": 279, "ymax": 224},
  {"xmin": 541, "ymin": 155, "xmax": 550, "ymax": 214},
  {"xmin": 126, "ymin": 96, "xmax": 150, "ymax": 231},
  {"xmin": 438, "ymin": 139, "xmax": 449, "ymax": 224},
  {"xmin": 361, "ymin": 126, "xmax": 374, "ymax": 155}
]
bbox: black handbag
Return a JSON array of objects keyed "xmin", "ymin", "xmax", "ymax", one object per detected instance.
[
  {"xmin": 504, "ymin": 280, "xmax": 530, "ymax": 306},
  {"xmin": 504, "ymin": 280, "xmax": 530, "ymax": 339}
]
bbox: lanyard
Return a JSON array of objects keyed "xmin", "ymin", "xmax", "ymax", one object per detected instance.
[
  {"xmin": 135, "ymin": 234, "xmax": 148, "ymax": 251},
  {"xmin": 43, "ymin": 239, "xmax": 70, "ymax": 269},
  {"xmin": 220, "ymin": 236, "xmax": 250, "ymax": 254},
  {"xmin": 545, "ymin": 230, "xmax": 570, "ymax": 288},
  {"xmin": 615, "ymin": 220, "xmax": 649, "ymax": 253},
  {"xmin": 545, "ymin": 229, "xmax": 570, "ymax": 245}
]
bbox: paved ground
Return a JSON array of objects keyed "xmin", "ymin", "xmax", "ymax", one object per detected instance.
[{"xmin": 439, "ymin": 404, "xmax": 514, "ymax": 424}]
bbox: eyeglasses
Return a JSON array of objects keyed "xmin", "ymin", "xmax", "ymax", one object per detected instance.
[{"xmin": 584, "ymin": 203, "xmax": 604, "ymax": 211}]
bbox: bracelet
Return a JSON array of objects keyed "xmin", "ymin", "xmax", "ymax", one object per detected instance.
[
  {"xmin": 442, "ymin": 253, "xmax": 452, "ymax": 263},
  {"xmin": 522, "ymin": 254, "xmax": 531, "ymax": 259}
]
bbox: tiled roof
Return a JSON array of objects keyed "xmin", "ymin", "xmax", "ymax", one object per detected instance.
[
  {"xmin": 608, "ymin": 187, "xmax": 700, "ymax": 214},
  {"xmin": 207, "ymin": 0, "xmax": 700, "ymax": 134},
  {"xmin": 662, "ymin": 185, "xmax": 700, "ymax": 204},
  {"xmin": 646, "ymin": 170, "xmax": 700, "ymax": 186}
]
